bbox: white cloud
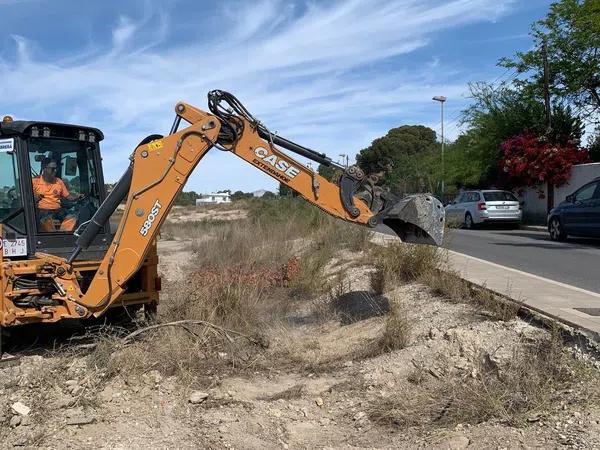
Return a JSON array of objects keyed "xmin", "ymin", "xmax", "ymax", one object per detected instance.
[
  {"xmin": 111, "ymin": 16, "xmax": 138, "ymax": 53},
  {"xmin": 0, "ymin": 0, "xmax": 515, "ymax": 193}
]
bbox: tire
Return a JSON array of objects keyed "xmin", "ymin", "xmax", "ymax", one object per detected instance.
[
  {"xmin": 464, "ymin": 213, "xmax": 474, "ymax": 230},
  {"xmin": 548, "ymin": 217, "xmax": 567, "ymax": 241}
]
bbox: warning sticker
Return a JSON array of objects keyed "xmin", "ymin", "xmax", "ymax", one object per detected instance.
[
  {"xmin": 0, "ymin": 138, "xmax": 14, "ymax": 152},
  {"xmin": 147, "ymin": 140, "xmax": 163, "ymax": 151}
]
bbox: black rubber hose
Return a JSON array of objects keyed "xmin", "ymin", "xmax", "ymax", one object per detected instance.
[
  {"xmin": 256, "ymin": 129, "xmax": 334, "ymax": 167},
  {"xmin": 66, "ymin": 134, "xmax": 163, "ymax": 264},
  {"xmin": 67, "ymin": 165, "xmax": 133, "ymax": 264}
]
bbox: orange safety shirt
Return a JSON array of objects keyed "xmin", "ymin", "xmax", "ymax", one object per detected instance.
[{"xmin": 32, "ymin": 176, "xmax": 70, "ymax": 210}]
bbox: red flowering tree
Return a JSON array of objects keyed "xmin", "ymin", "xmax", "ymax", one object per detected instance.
[{"xmin": 500, "ymin": 131, "xmax": 589, "ymax": 196}]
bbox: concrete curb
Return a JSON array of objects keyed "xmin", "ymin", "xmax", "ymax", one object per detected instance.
[{"xmin": 371, "ymin": 231, "xmax": 600, "ymax": 352}]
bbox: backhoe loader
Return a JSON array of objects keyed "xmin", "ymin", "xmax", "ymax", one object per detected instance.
[{"xmin": 0, "ymin": 91, "xmax": 444, "ymax": 330}]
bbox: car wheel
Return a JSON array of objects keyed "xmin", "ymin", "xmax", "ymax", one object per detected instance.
[
  {"xmin": 548, "ymin": 217, "xmax": 567, "ymax": 241},
  {"xmin": 464, "ymin": 213, "xmax": 474, "ymax": 230}
]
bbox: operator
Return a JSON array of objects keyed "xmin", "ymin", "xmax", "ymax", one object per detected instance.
[{"xmin": 32, "ymin": 158, "xmax": 83, "ymax": 232}]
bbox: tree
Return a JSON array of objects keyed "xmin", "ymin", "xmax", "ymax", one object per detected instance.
[
  {"xmin": 278, "ymin": 183, "xmax": 295, "ymax": 197},
  {"xmin": 500, "ymin": 130, "xmax": 589, "ymax": 195},
  {"xmin": 499, "ymin": 0, "xmax": 600, "ymax": 123},
  {"xmin": 458, "ymin": 82, "xmax": 584, "ymax": 186},
  {"xmin": 231, "ymin": 190, "xmax": 253, "ymax": 201},
  {"xmin": 356, "ymin": 125, "xmax": 437, "ymax": 194},
  {"xmin": 317, "ymin": 163, "xmax": 341, "ymax": 183},
  {"xmin": 174, "ymin": 190, "xmax": 199, "ymax": 206}
]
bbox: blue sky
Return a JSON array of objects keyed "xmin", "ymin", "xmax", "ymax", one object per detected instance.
[{"xmin": 0, "ymin": 0, "xmax": 554, "ymax": 193}]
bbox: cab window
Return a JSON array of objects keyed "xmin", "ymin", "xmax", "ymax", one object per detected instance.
[
  {"xmin": 0, "ymin": 142, "xmax": 25, "ymax": 234},
  {"xmin": 28, "ymin": 138, "xmax": 101, "ymax": 233}
]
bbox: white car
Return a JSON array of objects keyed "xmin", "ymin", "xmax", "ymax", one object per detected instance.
[{"xmin": 445, "ymin": 190, "xmax": 522, "ymax": 229}]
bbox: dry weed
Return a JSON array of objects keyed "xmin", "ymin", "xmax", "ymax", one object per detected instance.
[
  {"xmin": 379, "ymin": 304, "xmax": 412, "ymax": 352},
  {"xmin": 421, "ymin": 269, "xmax": 519, "ymax": 321},
  {"xmin": 369, "ymin": 331, "xmax": 599, "ymax": 428},
  {"xmin": 374, "ymin": 242, "xmax": 442, "ymax": 286}
]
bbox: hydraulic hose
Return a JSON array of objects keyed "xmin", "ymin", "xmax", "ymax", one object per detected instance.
[{"xmin": 67, "ymin": 165, "xmax": 133, "ymax": 264}]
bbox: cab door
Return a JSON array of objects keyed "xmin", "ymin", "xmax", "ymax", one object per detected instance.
[{"xmin": 0, "ymin": 136, "xmax": 28, "ymax": 257}]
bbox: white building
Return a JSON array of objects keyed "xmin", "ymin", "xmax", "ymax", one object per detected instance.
[
  {"xmin": 519, "ymin": 162, "xmax": 600, "ymax": 223},
  {"xmin": 196, "ymin": 192, "xmax": 231, "ymax": 205}
]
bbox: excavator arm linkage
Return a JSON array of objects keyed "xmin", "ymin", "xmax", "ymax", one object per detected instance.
[{"xmin": 60, "ymin": 92, "xmax": 444, "ymax": 317}]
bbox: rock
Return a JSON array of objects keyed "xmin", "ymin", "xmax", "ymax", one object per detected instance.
[
  {"xmin": 428, "ymin": 327, "xmax": 442, "ymax": 339},
  {"xmin": 353, "ymin": 411, "xmax": 366, "ymax": 421},
  {"xmin": 11, "ymin": 402, "xmax": 30, "ymax": 416},
  {"xmin": 9, "ymin": 415, "xmax": 21, "ymax": 427},
  {"xmin": 436, "ymin": 435, "xmax": 470, "ymax": 450},
  {"xmin": 55, "ymin": 395, "xmax": 75, "ymax": 409},
  {"xmin": 315, "ymin": 397, "xmax": 324, "ymax": 407},
  {"xmin": 144, "ymin": 370, "xmax": 162, "ymax": 385},
  {"xmin": 20, "ymin": 416, "xmax": 31, "ymax": 427},
  {"xmin": 65, "ymin": 406, "xmax": 85, "ymax": 419},
  {"xmin": 189, "ymin": 391, "xmax": 209, "ymax": 404},
  {"xmin": 69, "ymin": 385, "xmax": 84, "ymax": 396},
  {"xmin": 66, "ymin": 416, "xmax": 95, "ymax": 426},
  {"xmin": 13, "ymin": 437, "xmax": 27, "ymax": 447}
]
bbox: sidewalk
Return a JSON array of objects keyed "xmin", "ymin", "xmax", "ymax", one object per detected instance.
[
  {"xmin": 448, "ymin": 250, "xmax": 600, "ymax": 339},
  {"xmin": 371, "ymin": 232, "xmax": 600, "ymax": 340}
]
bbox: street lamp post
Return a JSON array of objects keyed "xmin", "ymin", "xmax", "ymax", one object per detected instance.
[
  {"xmin": 339, "ymin": 154, "xmax": 349, "ymax": 168},
  {"xmin": 432, "ymin": 95, "xmax": 446, "ymax": 199}
]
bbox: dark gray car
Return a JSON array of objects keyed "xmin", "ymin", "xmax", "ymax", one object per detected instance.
[{"xmin": 548, "ymin": 177, "xmax": 600, "ymax": 241}]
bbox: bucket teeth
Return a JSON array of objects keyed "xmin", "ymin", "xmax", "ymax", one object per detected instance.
[{"xmin": 381, "ymin": 194, "xmax": 445, "ymax": 246}]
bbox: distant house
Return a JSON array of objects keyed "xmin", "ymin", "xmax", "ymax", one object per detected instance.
[{"xmin": 196, "ymin": 192, "xmax": 231, "ymax": 205}]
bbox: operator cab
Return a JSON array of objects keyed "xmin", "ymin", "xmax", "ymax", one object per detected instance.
[{"xmin": 0, "ymin": 116, "xmax": 111, "ymax": 260}]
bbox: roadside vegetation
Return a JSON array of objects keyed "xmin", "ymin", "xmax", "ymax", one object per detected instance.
[{"xmin": 3, "ymin": 198, "xmax": 600, "ymax": 448}]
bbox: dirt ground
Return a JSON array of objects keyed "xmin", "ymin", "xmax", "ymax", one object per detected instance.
[{"xmin": 2, "ymin": 216, "xmax": 600, "ymax": 449}]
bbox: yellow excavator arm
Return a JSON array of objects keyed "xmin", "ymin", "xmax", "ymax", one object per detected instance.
[{"xmin": 60, "ymin": 91, "xmax": 444, "ymax": 317}]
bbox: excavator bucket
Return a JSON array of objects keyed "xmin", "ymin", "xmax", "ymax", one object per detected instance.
[{"xmin": 379, "ymin": 194, "xmax": 445, "ymax": 246}]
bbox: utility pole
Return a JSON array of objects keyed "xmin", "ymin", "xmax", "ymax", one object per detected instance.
[
  {"xmin": 543, "ymin": 39, "xmax": 552, "ymax": 132},
  {"xmin": 433, "ymin": 96, "xmax": 446, "ymax": 199},
  {"xmin": 542, "ymin": 38, "xmax": 554, "ymax": 213},
  {"xmin": 339, "ymin": 154, "xmax": 348, "ymax": 168}
]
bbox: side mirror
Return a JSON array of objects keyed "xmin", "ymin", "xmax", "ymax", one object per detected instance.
[
  {"xmin": 519, "ymin": 200, "xmax": 525, "ymax": 207},
  {"xmin": 566, "ymin": 194, "xmax": 574, "ymax": 203}
]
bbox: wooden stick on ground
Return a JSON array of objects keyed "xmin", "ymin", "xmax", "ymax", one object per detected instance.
[{"xmin": 122, "ymin": 320, "xmax": 267, "ymax": 348}]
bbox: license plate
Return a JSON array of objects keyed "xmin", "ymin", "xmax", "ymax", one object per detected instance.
[
  {"xmin": 496, "ymin": 205, "xmax": 509, "ymax": 209},
  {"xmin": 1, "ymin": 238, "xmax": 27, "ymax": 257}
]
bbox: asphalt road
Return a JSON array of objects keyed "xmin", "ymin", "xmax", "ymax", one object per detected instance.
[{"xmin": 376, "ymin": 225, "xmax": 600, "ymax": 294}]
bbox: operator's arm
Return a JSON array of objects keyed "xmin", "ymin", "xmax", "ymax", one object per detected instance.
[{"xmin": 57, "ymin": 178, "xmax": 82, "ymax": 201}]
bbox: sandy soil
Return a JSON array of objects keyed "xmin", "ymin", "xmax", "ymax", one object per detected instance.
[{"xmin": 2, "ymin": 236, "xmax": 600, "ymax": 449}]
